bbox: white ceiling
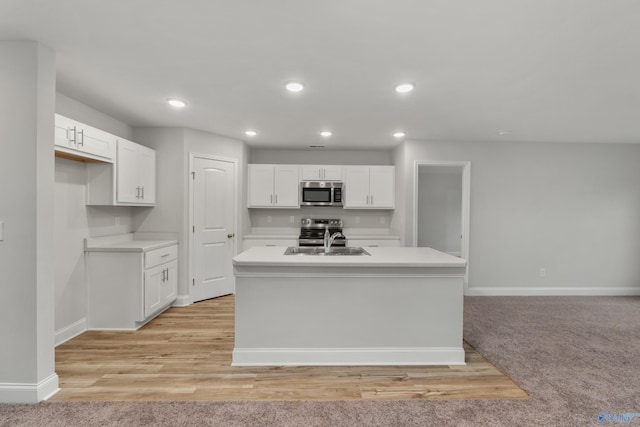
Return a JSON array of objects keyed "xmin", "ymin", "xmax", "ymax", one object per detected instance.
[{"xmin": 2, "ymin": 0, "xmax": 639, "ymax": 149}]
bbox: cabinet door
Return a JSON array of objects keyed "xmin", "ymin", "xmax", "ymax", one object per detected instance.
[
  {"xmin": 300, "ymin": 166, "xmax": 321, "ymax": 181},
  {"xmin": 273, "ymin": 165, "xmax": 300, "ymax": 207},
  {"xmin": 160, "ymin": 260, "xmax": 178, "ymax": 306},
  {"xmin": 138, "ymin": 145, "xmax": 156, "ymax": 204},
  {"xmin": 144, "ymin": 264, "xmax": 164, "ymax": 318},
  {"xmin": 54, "ymin": 114, "xmax": 115, "ymax": 162},
  {"xmin": 116, "ymin": 139, "xmax": 140, "ymax": 203},
  {"xmin": 369, "ymin": 166, "xmax": 395, "ymax": 208},
  {"xmin": 54, "ymin": 114, "xmax": 76, "ymax": 150},
  {"xmin": 248, "ymin": 164, "xmax": 275, "ymax": 207},
  {"xmin": 344, "ymin": 166, "xmax": 370, "ymax": 208},
  {"xmin": 80, "ymin": 124, "xmax": 116, "ymax": 161},
  {"xmin": 322, "ymin": 166, "xmax": 343, "ymax": 181}
]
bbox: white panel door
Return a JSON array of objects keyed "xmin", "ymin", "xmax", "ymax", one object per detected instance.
[{"xmin": 192, "ymin": 157, "xmax": 235, "ymax": 302}]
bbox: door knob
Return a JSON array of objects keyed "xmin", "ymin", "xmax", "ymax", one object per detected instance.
[{"xmin": 227, "ymin": 233, "xmax": 235, "ymax": 238}]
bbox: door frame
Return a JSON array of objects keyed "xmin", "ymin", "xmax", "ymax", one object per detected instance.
[
  {"xmin": 413, "ymin": 160, "xmax": 471, "ymax": 292},
  {"xmin": 188, "ymin": 152, "xmax": 239, "ymax": 304}
]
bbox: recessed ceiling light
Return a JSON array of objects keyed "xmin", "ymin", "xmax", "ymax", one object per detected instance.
[
  {"xmin": 285, "ymin": 81, "xmax": 304, "ymax": 92},
  {"xmin": 395, "ymin": 82, "xmax": 415, "ymax": 93},
  {"xmin": 320, "ymin": 131, "xmax": 332, "ymax": 137},
  {"xmin": 244, "ymin": 130, "xmax": 257, "ymax": 137},
  {"xmin": 167, "ymin": 98, "xmax": 187, "ymax": 108},
  {"xmin": 393, "ymin": 131, "xmax": 406, "ymax": 138},
  {"xmin": 498, "ymin": 129, "xmax": 511, "ymax": 136}
]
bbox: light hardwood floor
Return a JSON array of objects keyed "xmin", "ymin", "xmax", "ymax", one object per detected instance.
[{"xmin": 52, "ymin": 295, "xmax": 527, "ymax": 401}]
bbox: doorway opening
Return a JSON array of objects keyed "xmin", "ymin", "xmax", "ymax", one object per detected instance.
[{"xmin": 413, "ymin": 161, "xmax": 470, "ymax": 290}]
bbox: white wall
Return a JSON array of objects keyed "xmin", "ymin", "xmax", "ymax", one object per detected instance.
[
  {"xmin": 53, "ymin": 95, "xmax": 135, "ymax": 343},
  {"xmin": 417, "ymin": 167, "xmax": 462, "ymax": 255},
  {"xmin": 0, "ymin": 41, "xmax": 57, "ymax": 402},
  {"xmin": 396, "ymin": 139, "xmax": 640, "ymax": 295},
  {"xmin": 249, "ymin": 148, "xmax": 392, "ymax": 165}
]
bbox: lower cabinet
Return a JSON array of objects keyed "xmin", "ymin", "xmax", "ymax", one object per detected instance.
[
  {"xmin": 144, "ymin": 259, "xmax": 178, "ymax": 318},
  {"xmin": 86, "ymin": 244, "xmax": 178, "ymax": 330},
  {"xmin": 243, "ymin": 238, "xmax": 297, "ymax": 251},
  {"xmin": 346, "ymin": 238, "xmax": 401, "ymax": 247}
]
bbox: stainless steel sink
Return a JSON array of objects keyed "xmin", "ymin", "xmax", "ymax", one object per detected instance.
[{"xmin": 284, "ymin": 246, "xmax": 370, "ymax": 256}]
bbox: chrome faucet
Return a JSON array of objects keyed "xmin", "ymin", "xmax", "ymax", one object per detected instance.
[{"xmin": 324, "ymin": 228, "xmax": 344, "ymax": 253}]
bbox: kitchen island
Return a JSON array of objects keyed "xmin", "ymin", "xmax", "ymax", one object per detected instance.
[{"xmin": 232, "ymin": 246, "xmax": 467, "ymax": 366}]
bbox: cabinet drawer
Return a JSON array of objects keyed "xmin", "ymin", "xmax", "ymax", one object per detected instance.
[{"xmin": 145, "ymin": 245, "xmax": 178, "ymax": 269}]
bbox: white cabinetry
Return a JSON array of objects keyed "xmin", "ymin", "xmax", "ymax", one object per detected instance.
[
  {"xmin": 300, "ymin": 165, "xmax": 343, "ymax": 181},
  {"xmin": 248, "ymin": 164, "xmax": 299, "ymax": 208},
  {"xmin": 346, "ymin": 238, "xmax": 400, "ymax": 247},
  {"xmin": 344, "ymin": 166, "xmax": 395, "ymax": 209},
  {"xmin": 116, "ymin": 139, "xmax": 156, "ymax": 204},
  {"xmin": 243, "ymin": 238, "xmax": 298, "ymax": 250},
  {"xmin": 86, "ymin": 139, "xmax": 156, "ymax": 206},
  {"xmin": 143, "ymin": 247, "xmax": 178, "ymax": 318},
  {"xmin": 86, "ymin": 242, "xmax": 178, "ymax": 330},
  {"xmin": 54, "ymin": 114, "xmax": 116, "ymax": 162}
]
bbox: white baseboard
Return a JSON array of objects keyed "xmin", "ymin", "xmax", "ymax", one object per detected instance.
[
  {"xmin": 232, "ymin": 347, "xmax": 465, "ymax": 366},
  {"xmin": 55, "ymin": 317, "xmax": 87, "ymax": 347},
  {"xmin": 0, "ymin": 373, "xmax": 59, "ymax": 403},
  {"xmin": 173, "ymin": 294, "xmax": 191, "ymax": 307},
  {"xmin": 466, "ymin": 287, "xmax": 640, "ymax": 296}
]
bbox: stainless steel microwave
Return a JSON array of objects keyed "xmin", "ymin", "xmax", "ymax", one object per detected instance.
[{"xmin": 300, "ymin": 181, "xmax": 343, "ymax": 207}]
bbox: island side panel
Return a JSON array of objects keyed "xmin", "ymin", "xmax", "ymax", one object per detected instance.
[{"xmin": 233, "ymin": 274, "xmax": 464, "ymax": 366}]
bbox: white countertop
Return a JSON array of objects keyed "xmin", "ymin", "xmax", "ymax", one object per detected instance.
[
  {"xmin": 233, "ymin": 246, "xmax": 466, "ymax": 268},
  {"xmin": 85, "ymin": 233, "xmax": 177, "ymax": 252}
]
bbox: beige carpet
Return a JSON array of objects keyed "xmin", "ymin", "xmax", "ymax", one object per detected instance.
[{"xmin": 1, "ymin": 296, "xmax": 638, "ymax": 426}]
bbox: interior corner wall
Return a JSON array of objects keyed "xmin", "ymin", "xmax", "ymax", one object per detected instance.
[
  {"xmin": 402, "ymin": 139, "xmax": 640, "ymax": 295},
  {"xmin": 132, "ymin": 127, "xmax": 187, "ymax": 297},
  {"xmin": 54, "ymin": 94, "xmax": 135, "ymax": 344},
  {"xmin": 391, "ymin": 142, "xmax": 409, "ymax": 246},
  {"xmin": 0, "ymin": 41, "xmax": 57, "ymax": 402}
]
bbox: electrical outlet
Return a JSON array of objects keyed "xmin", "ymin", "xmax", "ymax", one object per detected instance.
[
  {"xmin": 539, "ymin": 267, "xmax": 546, "ymax": 277},
  {"xmin": 267, "ymin": 216, "xmax": 272, "ymax": 224},
  {"xmin": 289, "ymin": 215, "xmax": 295, "ymax": 223},
  {"xmin": 354, "ymin": 216, "xmax": 360, "ymax": 224},
  {"xmin": 380, "ymin": 216, "xmax": 385, "ymax": 224}
]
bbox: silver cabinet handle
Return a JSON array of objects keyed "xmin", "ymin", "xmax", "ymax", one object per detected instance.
[
  {"xmin": 68, "ymin": 126, "xmax": 77, "ymax": 144},
  {"xmin": 270, "ymin": 194, "xmax": 273, "ymax": 204},
  {"xmin": 275, "ymin": 194, "xmax": 278, "ymax": 204},
  {"xmin": 161, "ymin": 253, "xmax": 170, "ymax": 258},
  {"xmin": 366, "ymin": 195, "xmax": 369, "ymax": 205},
  {"xmin": 141, "ymin": 186, "xmax": 144, "ymax": 200},
  {"xmin": 371, "ymin": 195, "xmax": 373, "ymax": 204},
  {"xmin": 78, "ymin": 129, "xmax": 84, "ymax": 147},
  {"xmin": 136, "ymin": 186, "xmax": 140, "ymax": 199}
]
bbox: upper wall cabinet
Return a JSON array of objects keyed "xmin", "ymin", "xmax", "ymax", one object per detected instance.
[
  {"xmin": 248, "ymin": 164, "xmax": 299, "ymax": 208},
  {"xmin": 54, "ymin": 114, "xmax": 116, "ymax": 163},
  {"xmin": 86, "ymin": 139, "xmax": 156, "ymax": 206},
  {"xmin": 344, "ymin": 166, "xmax": 395, "ymax": 209},
  {"xmin": 300, "ymin": 165, "xmax": 343, "ymax": 181}
]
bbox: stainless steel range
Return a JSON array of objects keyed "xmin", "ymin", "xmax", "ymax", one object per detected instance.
[{"xmin": 298, "ymin": 218, "xmax": 346, "ymax": 247}]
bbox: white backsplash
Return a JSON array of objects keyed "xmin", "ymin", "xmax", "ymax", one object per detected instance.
[{"xmin": 248, "ymin": 207, "xmax": 396, "ymax": 231}]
